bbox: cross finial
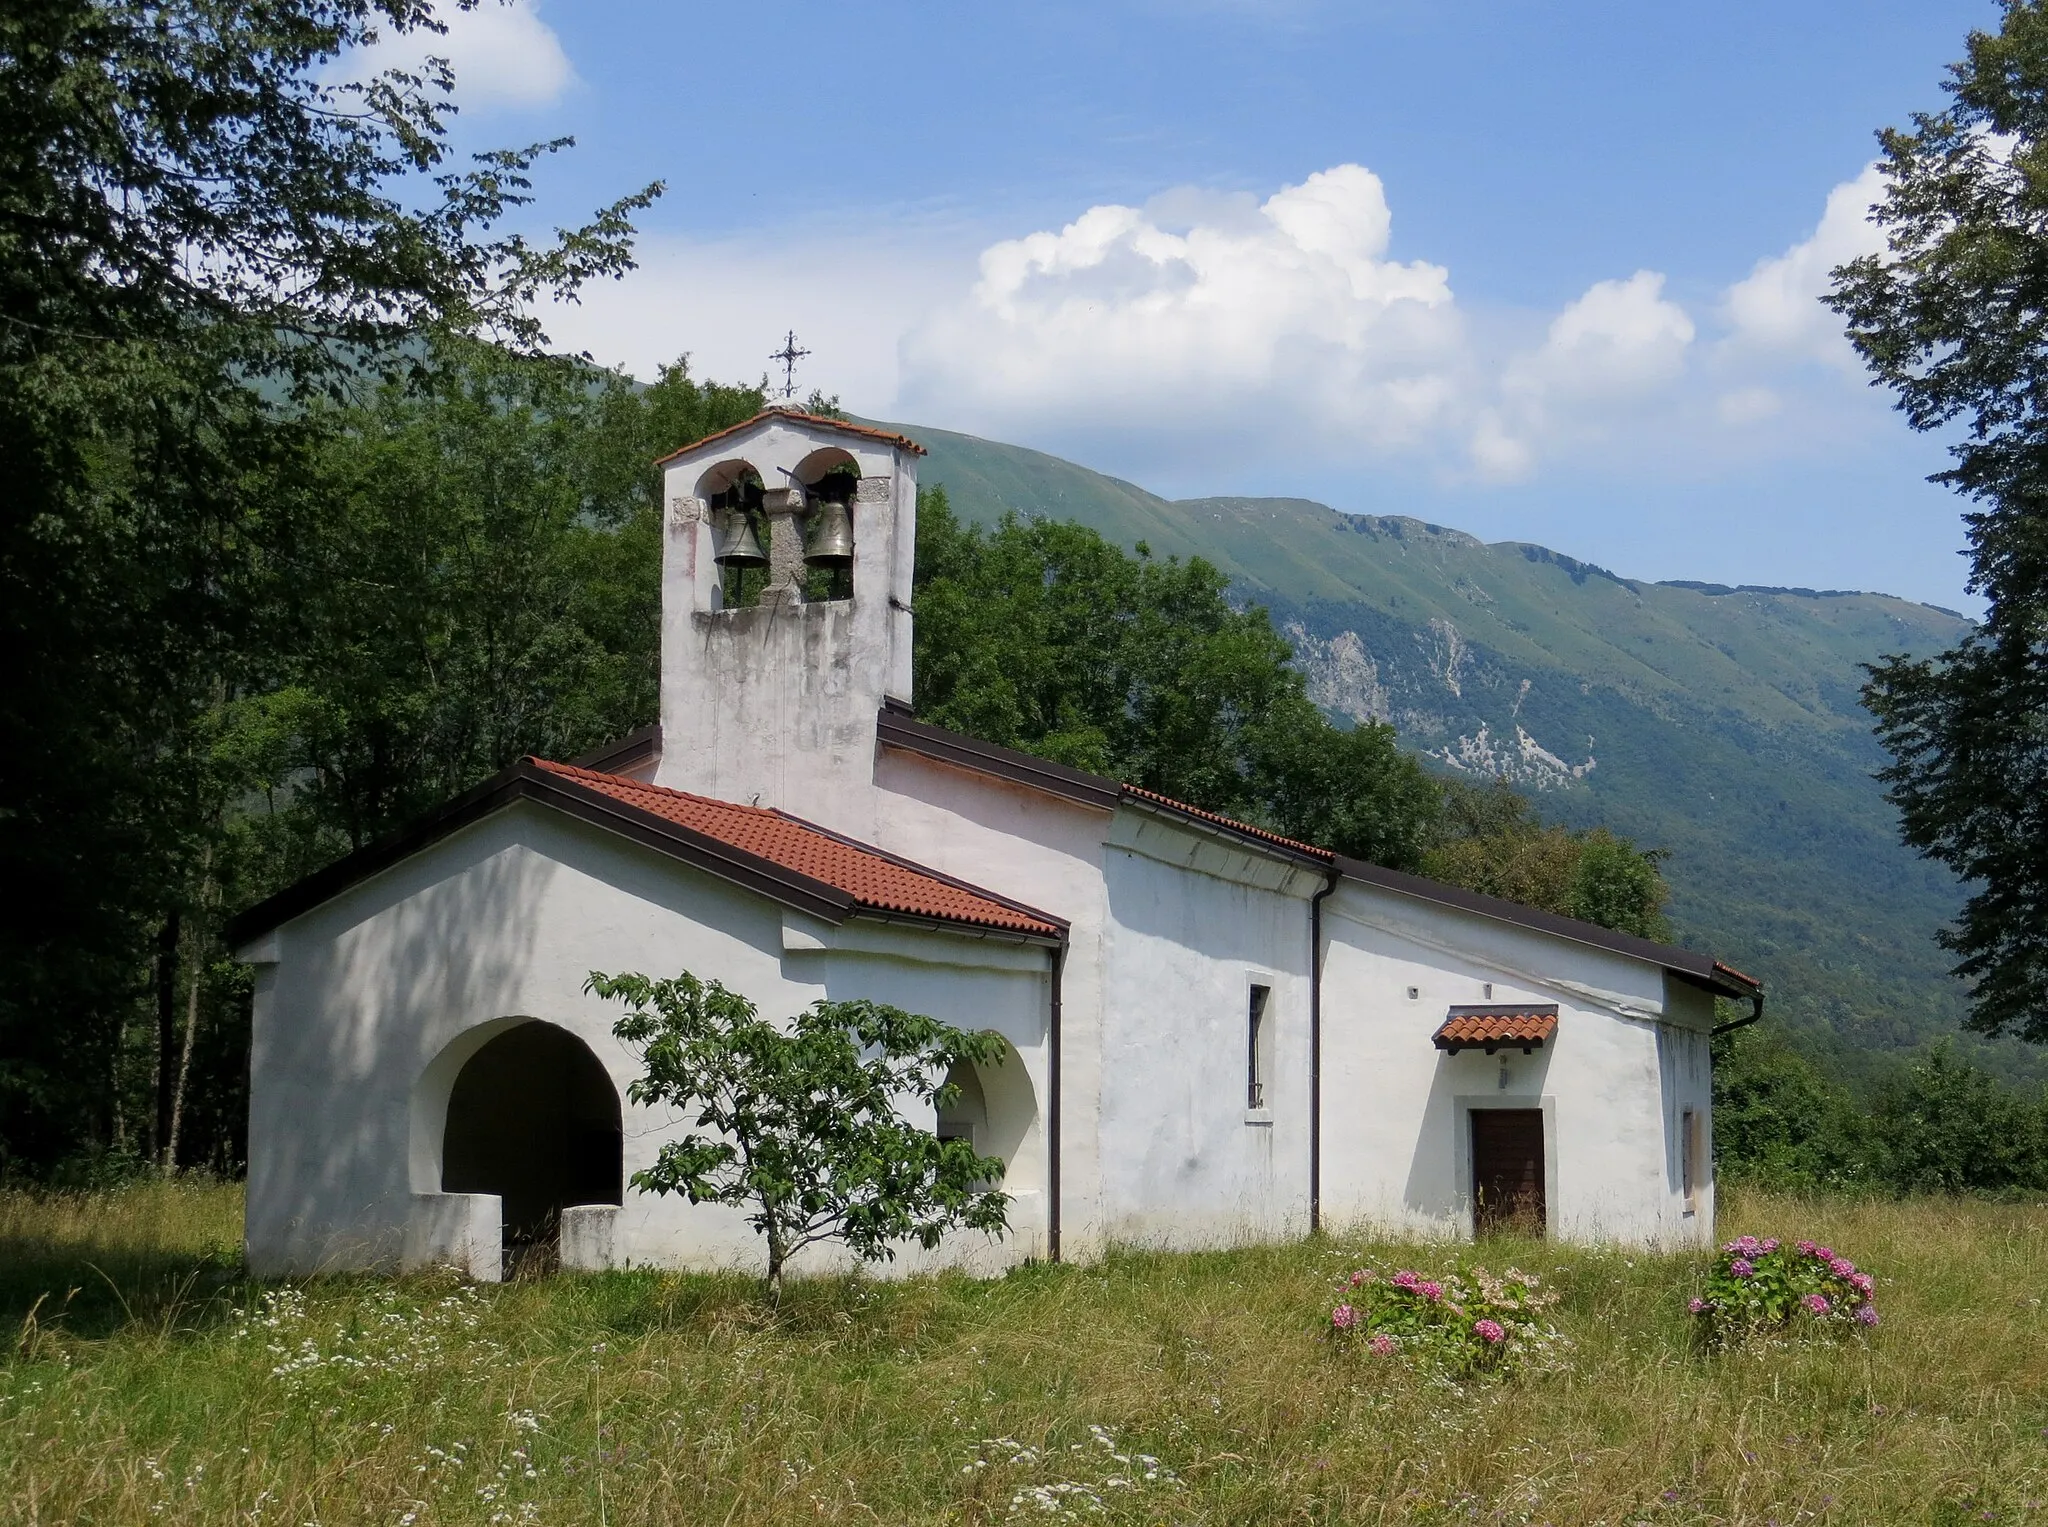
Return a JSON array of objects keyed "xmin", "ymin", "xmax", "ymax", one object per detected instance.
[{"xmin": 769, "ymin": 330, "xmax": 811, "ymax": 400}]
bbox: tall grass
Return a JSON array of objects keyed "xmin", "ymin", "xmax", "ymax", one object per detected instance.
[{"xmin": 5, "ymin": 1182, "xmax": 2048, "ymax": 1524}]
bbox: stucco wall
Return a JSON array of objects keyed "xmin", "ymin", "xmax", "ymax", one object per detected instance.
[
  {"xmin": 1317, "ymin": 879, "xmax": 1717, "ymax": 1247},
  {"xmin": 244, "ymin": 800, "xmax": 1051, "ymax": 1279},
  {"xmin": 1095, "ymin": 814, "xmax": 1318, "ymax": 1246}
]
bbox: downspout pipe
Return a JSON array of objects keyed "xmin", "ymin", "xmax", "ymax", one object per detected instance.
[
  {"xmin": 1709, "ymin": 978, "xmax": 1766, "ymax": 1038},
  {"xmin": 1309, "ymin": 866, "xmax": 1339, "ymax": 1234},
  {"xmin": 1047, "ymin": 939, "xmax": 1065, "ymax": 1263}
]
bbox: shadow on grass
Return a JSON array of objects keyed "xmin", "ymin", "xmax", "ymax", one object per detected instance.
[{"xmin": 1, "ymin": 1235, "xmax": 250, "ymax": 1349}]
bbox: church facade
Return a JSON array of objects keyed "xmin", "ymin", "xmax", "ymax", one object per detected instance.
[{"xmin": 232, "ymin": 406, "xmax": 1762, "ymax": 1281}]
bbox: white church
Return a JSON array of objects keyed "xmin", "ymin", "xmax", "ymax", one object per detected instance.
[{"xmin": 231, "ymin": 405, "xmax": 1763, "ymax": 1281}]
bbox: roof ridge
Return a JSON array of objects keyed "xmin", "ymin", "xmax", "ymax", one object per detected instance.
[
  {"xmin": 652, "ymin": 409, "xmax": 927, "ymax": 467},
  {"xmin": 531, "ymin": 757, "xmax": 783, "ymax": 819}
]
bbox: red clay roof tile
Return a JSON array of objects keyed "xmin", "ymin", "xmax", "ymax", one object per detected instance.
[
  {"xmin": 530, "ymin": 759, "xmax": 1059, "ymax": 939},
  {"xmin": 1433, "ymin": 1006, "xmax": 1560, "ymax": 1052}
]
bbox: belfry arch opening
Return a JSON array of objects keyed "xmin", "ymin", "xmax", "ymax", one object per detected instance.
[
  {"xmin": 440, "ymin": 1021, "xmax": 622, "ymax": 1274},
  {"xmin": 795, "ymin": 447, "xmax": 859, "ymax": 603},
  {"xmin": 698, "ymin": 460, "xmax": 770, "ymax": 609}
]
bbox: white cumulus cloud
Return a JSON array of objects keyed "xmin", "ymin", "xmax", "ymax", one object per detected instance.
[
  {"xmin": 1723, "ymin": 162, "xmax": 1885, "ymax": 369},
  {"xmin": 1472, "ymin": 270, "xmax": 1697, "ymax": 480},
  {"xmin": 897, "ymin": 165, "xmax": 1465, "ymax": 462},
  {"xmin": 328, "ymin": 0, "xmax": 575, "ymax": 110}
]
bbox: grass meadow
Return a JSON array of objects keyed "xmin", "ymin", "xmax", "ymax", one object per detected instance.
[{"xmin": 5, "ymin": 1182, "xmax": 2048, "ymax": 1525}]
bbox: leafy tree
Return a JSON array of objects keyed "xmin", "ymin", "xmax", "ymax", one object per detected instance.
[
  {"xmin": 1873, "ymin": 1040, "xmax": 2046, "ymax": 1194},
  {"xmin": 911, "ymin": 489, "xmax": 1441, "ymax": 867},
  {"xmin": 1421, "ymin": 778, "xmax": 1671, "ymax": 939},
  {"xmin": 589, "ymin": 969, "xmax": 1013, "ymax": 1299},
  {"xmin": 0, "ymin": 0, "xmax": 657, "ymax": 1169},
  {"xmin": 1829, "ymin": 0, "xmax": 2048, "ymax": 1041},
  {"xmin": 1710, "ymin": 1027, "xmax": 1877, "ymax": 1193},
  {"xmin": 242, "ymin": 344, "xmax": 754, "ymax": 856}
]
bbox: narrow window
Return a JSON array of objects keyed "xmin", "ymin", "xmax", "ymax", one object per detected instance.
[
  {"xmin": 1247, "ymin": 984, "xmax": 1272, "ymax": 1109},
  {"xmin": 1681, "ymin": 1107, "xmax": 1700, "ymax": 1214}
]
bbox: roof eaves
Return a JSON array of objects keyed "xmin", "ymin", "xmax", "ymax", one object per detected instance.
[
  {"xmin": 772, "ymin": 805, "xmax": 1069, "ymax": 940},
  {"xmin": 1118, "ymin": 787, "xmax": 1334, "ymax": 868},
  {"xmin": 875, "ymin": 709, "xmax": 1123, "ymax": 812},
  {"xmin": 226, "ymin": 761, "xmax": 859, "ymax": 949},
  {"xmin": 1335, "ymin": 855, "xmax": 1760, "ymax": 1001},
  {"xmin": 571, "ymin": 723, "xmax": 661, "ymax": 775}
]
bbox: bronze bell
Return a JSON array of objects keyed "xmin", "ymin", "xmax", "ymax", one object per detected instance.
[
  {"xmin": 713, "ymin": 511, "xmax": 767, "ymax": 568},
  {"xmin": 804, "ymin": 492, "xmax": 854, "ymax": 568}
]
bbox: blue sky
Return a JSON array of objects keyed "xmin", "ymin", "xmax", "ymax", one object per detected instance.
[{"xmin": 375, "ymin": 1, "xmax": 1999, "ymax": 610}]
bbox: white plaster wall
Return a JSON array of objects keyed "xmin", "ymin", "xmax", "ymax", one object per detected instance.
[
  {"xmin": 869, "ymin": 747, "xmax": 1117, "ymax": 1257},
  {"xmin": 1317, "ymin": 879, "xmax": 1718, "ymax": 1246},
  {"xmin": 244, "ymin": 800, "xmax": 1050, "ymax": 1279},
  {"xmin": 1095, "ymin": 818, "xmax": 1318, "ymax": 1247}
]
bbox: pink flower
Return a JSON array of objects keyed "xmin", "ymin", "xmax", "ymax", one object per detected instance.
[
  {"xmin": 1331, "ymin": 1303, "xmax": 1357, "ymax": 1330},
  {"xmin": 1760, "ymin": 1238, "xmax": 1780, "ymax": 1253},
  {"xmin": 1348, "ymin": 1270, "xmax": 1367, "ymax": 1287},
  {"xmin": 1829, "ymin": 1257, "xmax": 1856, "ymax": 1278},
  {"xmin": 1729, "ymin": 1258, "xmax": 1755, "ymax": 1278},
  {"xmin": 1803, "ymin": 1293, "xmax": 1830, "ymax": 1315},
  {"xmin": 1688, "ymin": 1297, "xmax": 1706, "ymax": 1314},
  {"xmin": 1796, "ymin": 1240, "xmax": 1818, "ymax": 1256},
  {"xmin": 1815, "ymin": 1246, "xmax": 1835, "ymax": 1262},
  {"xmin": 1368, "ymin": 1334, "xmax": 1397, "ymax": 1356},
  {"xmin": 1849, "ymin": 1272, "xmax": 1875, "ymax": 1295},
  {"xmin": 1391, "ymin": 1270, "xmax": 1420, "ymax": 1290},
  {"xmin": 1419, "ymin": 1281, "xmax": 1444, "ymax": 1303},
  {"xmin": 1473, "ymin": 1318, "xmax": 1505, "ymax": 1344},
  {"xmin": 1855, "ymin": 1304, "xmax": 1879, "ymax": 1327},
  {"xmin": 1735, "ymin": 1235, "xmax": 1762, "ymax": 1256}
]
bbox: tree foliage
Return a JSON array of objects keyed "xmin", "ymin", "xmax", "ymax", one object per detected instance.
[
  {"xmin": 1421, "ymin": 779, "xmax": 1671, "ymax": 939},
  {"xmin": 589, "ymin": 969, "xmax": 1012, "ymax": 1296},
  {"xmin": 1829, "ymin": 0, "xmax": 2048, "ymax": 1041},
  {"xmin": 912, "ymin": 489, "xmax": 1443, "ymax": 868},
  {"xmin": 0, "ymin": 0, "xmax": 661, "ymax": 1172}
]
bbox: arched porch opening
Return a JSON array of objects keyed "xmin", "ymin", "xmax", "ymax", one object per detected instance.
[
  {"xmin": 440, "ymin": 1021, "xmax": 622, "ymax": 1275},
  {"xmin": 934, "ymin": 1039, "xmax": 1043, "ymax": 1198}
]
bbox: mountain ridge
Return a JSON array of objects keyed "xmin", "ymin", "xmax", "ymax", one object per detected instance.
[{"xmin": 869, "ymin": 416, "xmax": 1995, "ymax": 1080}]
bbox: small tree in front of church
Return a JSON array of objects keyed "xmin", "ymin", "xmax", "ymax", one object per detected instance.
[{"xmin": 588, "ymin": 969, "xmax": 1013, "ymax": 1298}]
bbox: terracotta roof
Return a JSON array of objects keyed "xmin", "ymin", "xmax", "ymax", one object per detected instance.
[
  {"xmin": 1121, "ymin": 784, "xmax": 1334, "ymax": 863},
  {"xmin": 528, "ymin": 760, "xmax": 1059, "ymax": 938},
  {"xmin": 653, "ymin": 409, "xmax": 926, "ymax": 467},
  {"xmin": 1433, "ymin": 1006, "xmax": 1560, "ymax": 1053}
]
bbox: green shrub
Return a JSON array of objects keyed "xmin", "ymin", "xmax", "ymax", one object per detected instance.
[
  {"xmin": 1327, "ymin": 1263, "xmax": 1566, "ymax": 1378},
  {"xmin": 1689, "ymin": 1234, "xmax": 1880, "ymax": 1343}
]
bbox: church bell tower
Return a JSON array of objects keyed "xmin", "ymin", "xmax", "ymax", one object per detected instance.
[{"xmin": 652, "ymin": 403, "xmax": 922, "ymax": 828}]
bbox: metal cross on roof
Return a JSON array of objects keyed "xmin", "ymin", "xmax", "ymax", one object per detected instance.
[{"xmin": 770, "ymin": 330, "xmax": 811, "ymax": 400}]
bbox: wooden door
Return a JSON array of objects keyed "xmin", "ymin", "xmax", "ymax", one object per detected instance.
[{"xmin": 1471, "ymin": 1108, "xmax": 1546, "ymax": 1237}]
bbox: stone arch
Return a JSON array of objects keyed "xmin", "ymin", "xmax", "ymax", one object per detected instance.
[
  {"xmin": 792, "ymin": 445, "xmax": 860, "ymax": 488},
  {"xmin": 935, "ymin": 1037, "xmax": 1043, "ymax": 1198},
  {"xmin": 427, "ymin": 1020, "xmax": 623, "ymax": 1268},
  {"xmin": 694, "ymin": 457, "xmax": 765, "ymax": 500},
  {"xmin": 695, "ymin": 460, "xmax": 770, "ymax": 609}
]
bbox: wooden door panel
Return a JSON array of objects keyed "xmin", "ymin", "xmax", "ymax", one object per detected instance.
[{"xmin": 1472, "ymin": 1108, "xmax": 1546, "ymax": 1237}]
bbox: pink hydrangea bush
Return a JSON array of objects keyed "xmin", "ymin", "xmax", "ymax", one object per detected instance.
[
  {"xmin": 1328, "ymin": 1264, "xmax": 1565, "ymax": 1378},
  {"xmin": 1690, "ymin": 1235, "xmax": 1879, "ymax": 1343}
]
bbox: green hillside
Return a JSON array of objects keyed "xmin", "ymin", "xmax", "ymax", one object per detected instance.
[{"xmin": 875, "ymin": 419, "xmax": 1989, "ymax": 1079}]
